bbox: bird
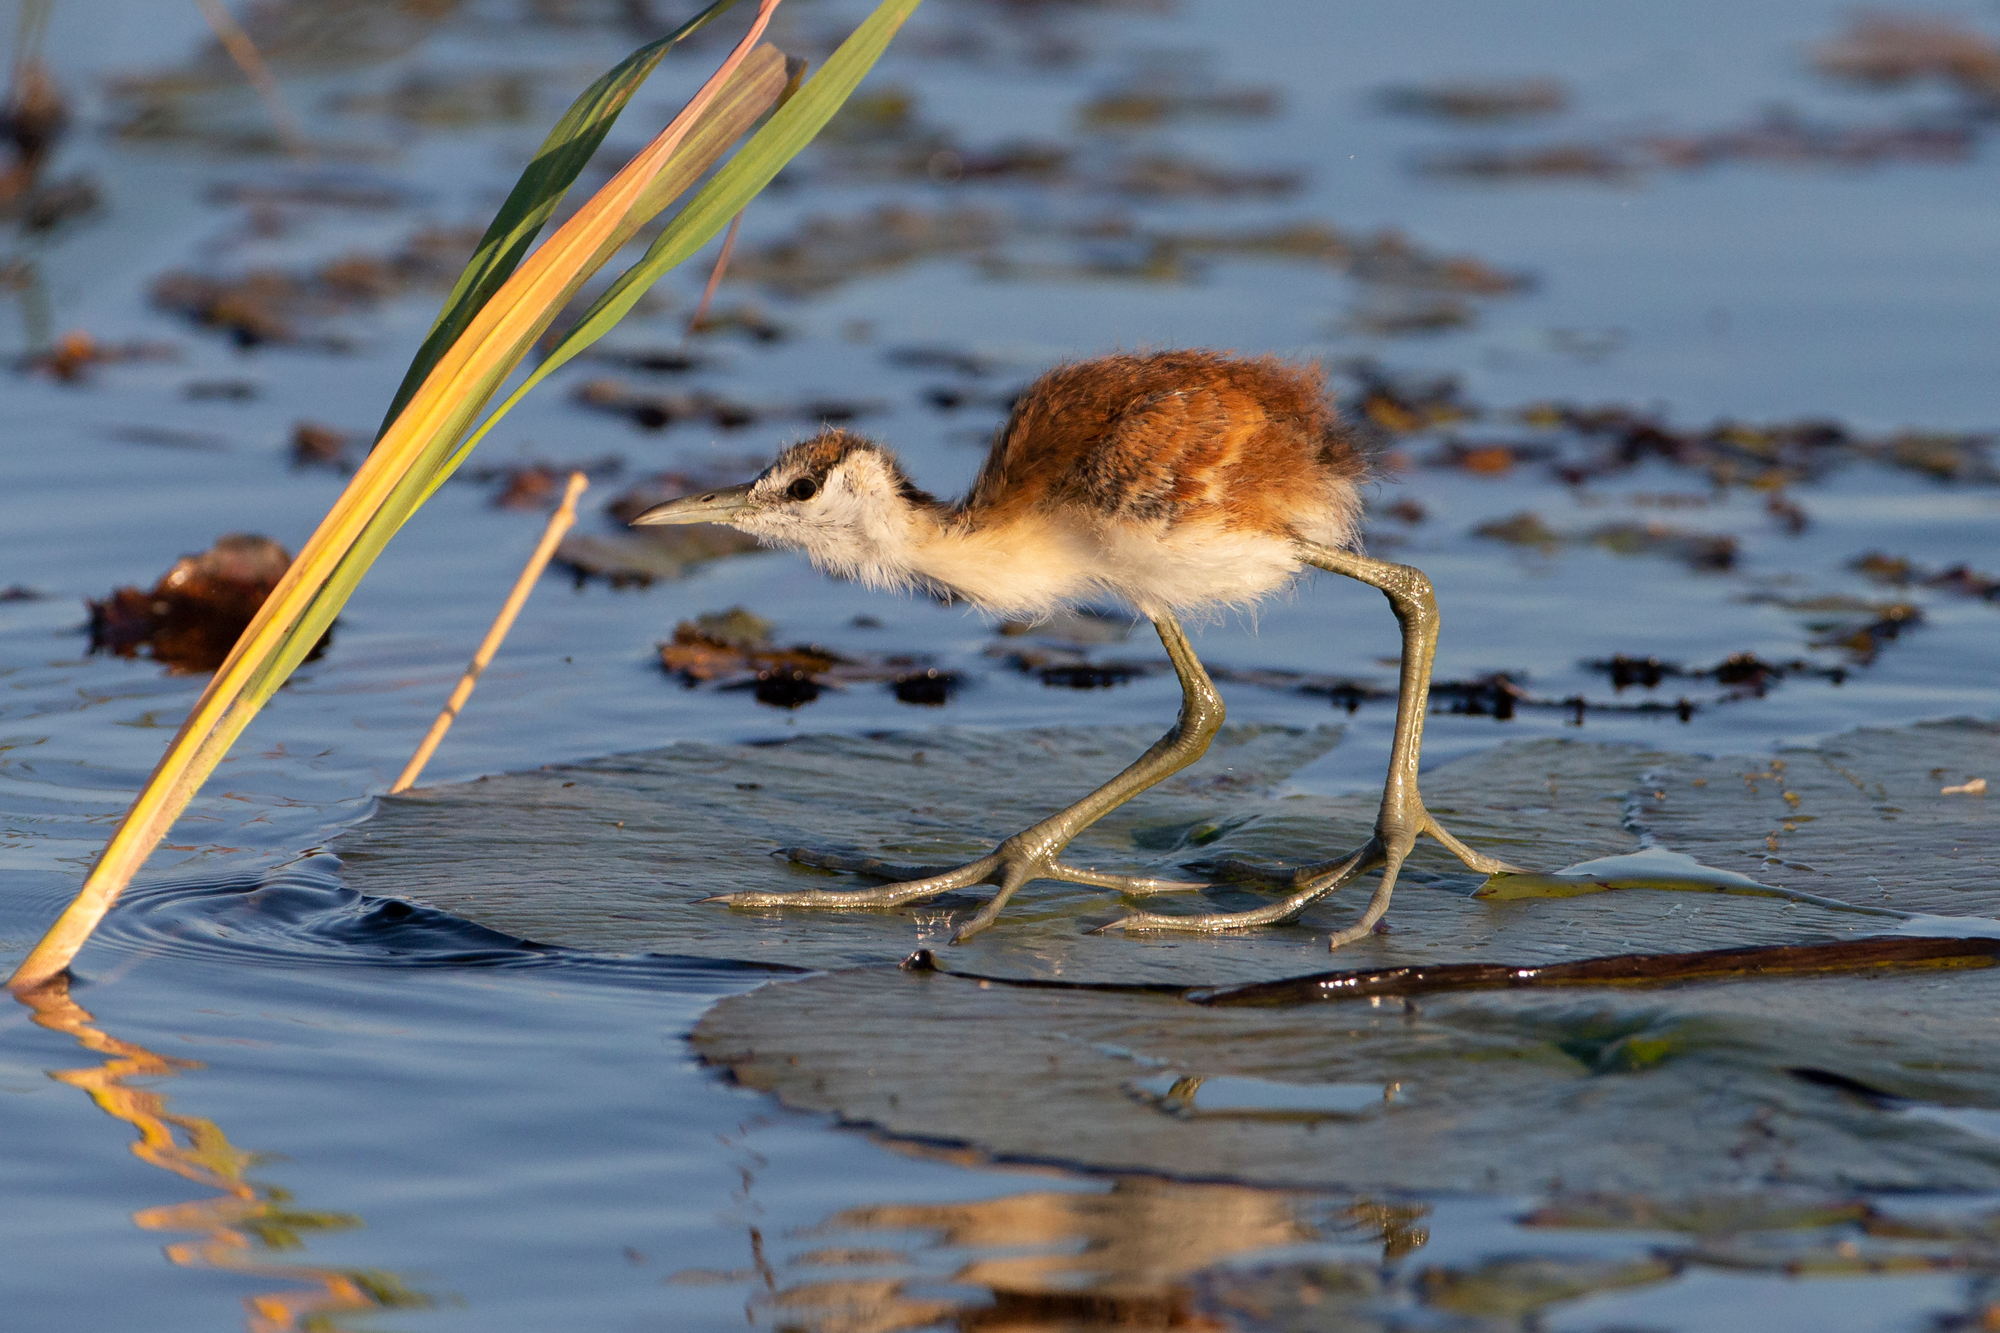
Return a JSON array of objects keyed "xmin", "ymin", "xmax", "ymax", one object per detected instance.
[{"xmin": 632, "ymin": 349, "xmax": 1521, "ymax": 947}]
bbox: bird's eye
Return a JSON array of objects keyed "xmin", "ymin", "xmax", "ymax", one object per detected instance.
[{"xmin": 787, "ymin": 477, "xmax": 820, "ymax": 502}]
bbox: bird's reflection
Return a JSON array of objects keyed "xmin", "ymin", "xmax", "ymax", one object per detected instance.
[
  {"xmin": 17, "ymin": 977, "xmax": 428, "ymax": 1333},
  {"xmin": 687, "ymin": 1171, "xmax": 1429, "ymax": 1333}
]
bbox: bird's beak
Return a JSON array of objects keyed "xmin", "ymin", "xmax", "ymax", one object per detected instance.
[{"xmin": 628, "ymin": 483, "xmax": 757, "ymax": 527}]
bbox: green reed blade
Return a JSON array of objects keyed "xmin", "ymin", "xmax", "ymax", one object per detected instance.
[
  {"xmin": 430, "ymin": 0, "xmax": 923, "ymax": 485},
  {"xmin": 377, "ymin": 0, "xmax": 742, "ymax": 438}
]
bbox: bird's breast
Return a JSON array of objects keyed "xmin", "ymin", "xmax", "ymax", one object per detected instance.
[{"xmin": 909, "ymin": 513, "xmax": 1304, "ymax": 619}]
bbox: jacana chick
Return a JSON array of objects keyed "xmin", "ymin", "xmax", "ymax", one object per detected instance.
[{"xmin": 634, "ymin": 350, "xmax": 1520, "ymax": 947}]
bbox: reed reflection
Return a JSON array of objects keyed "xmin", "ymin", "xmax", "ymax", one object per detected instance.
[
  {"xmin": 16, "ymin": 977, "xmax": 429, "ymax": 1333},
  {"xmin": 684, "ymin": 1172, "xmax": 1429, "ymax": 1333}
]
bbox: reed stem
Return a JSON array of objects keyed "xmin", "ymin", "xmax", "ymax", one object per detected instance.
[{"xmin": 389, "ymin": 473, "xmax": 588, "ymax": 795}]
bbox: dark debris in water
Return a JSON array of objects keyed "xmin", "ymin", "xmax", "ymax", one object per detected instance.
[
  {"xmin": 682, "ymin": 302, "xmax": 790, "ymax": 344},
  {"xmin": 1078, "ymin": 74, "xmax": 1279, "ymax": 131},
  {"xmin": 995, "ymin": 606, "xmax": 1135, "ymax": 647},
  {"xmin": 5, "ymin": 169, "xmax": 99, "ymax": 234},
  {"xmin": 554, "ymin": 471, "xmax": 769, "ymax": 587},
  {"xmin": 883, "ymin": 343, "xmax": 1017, "ymax": 378},
  {"xmin": 889, "ymin": 667, "xmax": 963, "ymax": 706},
  {"xmin": 1812, "ymin": 14, "xmax": 2000, "ymax": 108},
  {"xmin": 1405, "ymin": 14, "xmax": 2000, "ymax": 189},
  {"xmin": 1422, "ymin": 436, "xmax": 1558, "ymax": 475},
  {"xmin": 987, "ymin": 628, "xmax": 1158, "ymax": 689},
  {"xmin": 1345, "ymin": 291, "xmax": 1477, "ymax": 337},
  {"xmin": 1035, "ymin": 661, "xmax": 1145, "ymax": 689},
  {"xmin": 1584, "ymin": 650, "xmax": 1852, "ymax": 701},
  {"xmin": 290, "ymin": 419, "xmax": 360, "ymax": 470},
  {"xmin": 149, "ymin": 223, "xmax": 482, "ymax": 348},
  {"xmin": 1740, "ymin": 594, "xmax": 1924, "ymax": 666},
  {"xmin": 724, "ymin": 204, "xmax": 1007, "ymax": 297},
  {"xmin": 803, "ymin": 82, "xmax": 1298, "ymax": 197},
  {"xmin": 0, "ymin": 61, "xmax": 101, "ymax": 236},
  {"xmin": 1517, "ymin": 400, "xmax": 1864, "ymax": 487},
  {"xmin": 1419, "ymin": 110, "xmax": 1976, "ymax": 181},
  {"xmin": 1340, "ymin": 360, "xmax": 1478, "ymax": 437},
  {"xmin": 17, "ymin": 329, "xmax": 178, "ymax": 383},
  {"xmin": 1852, "ymin": 551, "xmax": 2000, "ymax": 603},
  {"xmin": 328, "ymin": 68, "xmax": 539, "ymax": 126},
  {"xmin": 1353, "ymin": 374, "xmax": 1988, "ymax": 491},
  {"xmin": 580, "ymin": 345, "xmax": 710, "ymax": 375},
  {"xmin": 601, "ymin": 467, "xmax": 769, "ymax": 526},
  {"xmin": 723, "ymin": 205, "xmax": 1529, "ymax": 303},
  {"xmin": 205, "ymin": 174, "xmax": 416, "ymax": 211},
  {"xmin": 1219, "ymin": 638, "xmax": 1903, "ymax": 719},
  {"xmin": 658, "ymin": 608, "xmax": 955, "ymax": 710},
  {"xmin": 1213, "ymin": 663, "xmax": 1699, "ymax": 724},
  {"xmin": 571, "ymin": 377, "xmax": 878, "ymax": 433},
  {"xmin": 1378, "ymin": 77, "xmax": 1568, "ymax": 122},
  {"xmin": 1420, "ymin": 141, "xmax": 1634, "ymax": 182},
  {"xmin": 459, "ymin": 454, "xmax": 623, "ymax": 510},
  {"xmin": 87, "ymin": 532, "xmax": 328, "ymax": 673},
  {"xmin": 1, "ymin": 61, "xmax": 68, "ymax": 196},
  {"xmin": 1474, "ymin": 511, "xmax": 1739, "ymax": 572},
  {"xmin": 105, "ymin": 0, "xmax": 455, "ymax": 153},
  {"xmin": 553, "ymin": 526, "xmax": 761, "ymax": 589}
]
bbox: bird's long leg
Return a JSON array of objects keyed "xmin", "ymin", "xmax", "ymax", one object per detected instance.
[
  {"xmin": 1103, "ymin": 541, "xmax": 1521, "ymax": 945},
  {"xmin": 707, "ymin": 612, "xmax": 1225, "ymax": 939}
]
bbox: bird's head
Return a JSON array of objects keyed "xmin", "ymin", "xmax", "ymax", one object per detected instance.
[{"xmin": 630, "ymin": 429, "xmax": 941, "ymax": 587}]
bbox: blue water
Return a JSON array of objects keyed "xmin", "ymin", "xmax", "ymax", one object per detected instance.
[{"xmin": 4, "ymin": 0, "xmax": 1998, "ymax": 1326}]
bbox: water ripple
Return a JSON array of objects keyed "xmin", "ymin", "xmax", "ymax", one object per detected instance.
[{"xmin": 85, "ymin": 855, "xmax": 800, "ymax": 991}]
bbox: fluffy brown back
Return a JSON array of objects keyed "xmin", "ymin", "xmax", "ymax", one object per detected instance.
[{"xmin": 961, "ymin": 351, "xmax": 1365, "ymax": 541}]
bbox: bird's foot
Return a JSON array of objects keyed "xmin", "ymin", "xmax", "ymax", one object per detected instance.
[
  {"xmin": 1100, "ymin": 810, "xmax": 1524, "ymax": 941},
  {"xmin": 1189, "ymin": 815, "xmax": 1517, "ymax": 890},
  {"xmin": 1097, "ymin": 839, "xmax": 1381, "ymax": 935},
  {"xmin": 703, "ymin": 843, "xmax": 1213, "ymax": 944},
  {"xmin": 1425, "ymin": 818, "xmax": 1523, "ymax": 877}
]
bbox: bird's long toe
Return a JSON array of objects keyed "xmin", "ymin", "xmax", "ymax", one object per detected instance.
[
  {"xmin": 1421, "ymin": 817, "xmax": 1526, "ymax": 875},
  {"xmin": 1047, "ymin": 861, "xmax": 1213, "ymax": 895},
  {"xmin": 1094, "ymin": 901, "xmax": 1309, "ymax": 934}
]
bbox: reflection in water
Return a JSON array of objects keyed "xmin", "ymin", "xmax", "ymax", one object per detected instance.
[
  {"xmin": 691, "ymin": 1172, "xmax": 1430, "ymax": 1332},
  {"xmin": 721, "ymin": 1155, "xmax": 2000, "ymax": 1332},
  {"xmin": 17, "ymin": 978, "xmax": 429, "ymax": 1333}
]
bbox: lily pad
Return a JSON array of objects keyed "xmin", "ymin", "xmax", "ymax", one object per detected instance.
[
  {"xmin": 342, "ymin": 723, "xmax": 1377, "ymax": 984},
  {"xmin": 340, "ymin": 720, "xmax": 2000, "ymax": 985},
  {"xmin": 673, "ymin": 723, "xmax": 2000, "ymax": 1195},
  {"xmin": 691, "ymin": 941, "xmax": 2000, "ymax": 1195}
]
